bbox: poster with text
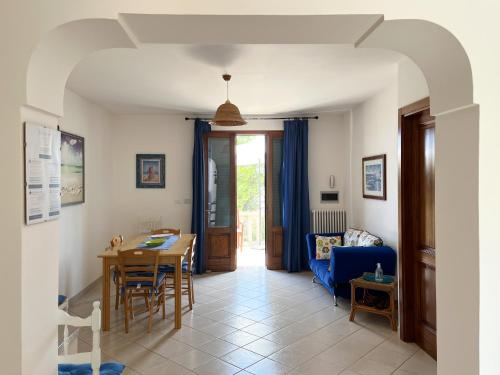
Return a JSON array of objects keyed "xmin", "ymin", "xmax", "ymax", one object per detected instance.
[{"xmin": 25, "ymin": 122, "xmax": 61, "ymax": 225}]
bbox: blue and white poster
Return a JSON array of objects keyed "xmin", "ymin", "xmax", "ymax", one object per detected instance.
[{"xmin": 25, "ymin": 122, "xmax": 61, "ymax": 225}]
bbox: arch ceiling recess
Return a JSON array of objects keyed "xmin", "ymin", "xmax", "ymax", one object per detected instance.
[{"xmin": 27, "ymin": 14, "xmax": 473, "ymax": 117}]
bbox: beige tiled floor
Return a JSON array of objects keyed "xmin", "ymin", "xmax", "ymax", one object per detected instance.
[{"xmin": 69, "ymin": 267, "xmax": 436, "ymax": 375}]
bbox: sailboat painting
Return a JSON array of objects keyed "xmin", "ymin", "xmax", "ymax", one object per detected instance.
[{"xmin": 61, "ymin": 131, "xmax": 85, "ymax": 206}]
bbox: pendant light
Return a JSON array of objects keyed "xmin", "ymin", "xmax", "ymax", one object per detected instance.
[{"xmin": 210, "ymin": 74, "xmax": 247, "ymax": 126}]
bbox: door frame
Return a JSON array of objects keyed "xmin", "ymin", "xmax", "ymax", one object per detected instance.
[
  {"xmin": 208, "ymin": 129, "xmax": 284, "ymax": 269},
  {"xmin": 398, "ymin": 97, "xmax": 432, "ymax": 342}
]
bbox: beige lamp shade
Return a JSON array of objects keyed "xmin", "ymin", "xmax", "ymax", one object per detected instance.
[{"xmin": 210, "ymin": 100, "xmax": 247, "ymax": 126}]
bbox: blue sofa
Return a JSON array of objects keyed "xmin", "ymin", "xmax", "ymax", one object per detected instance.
[{"xmin": 306, "ymin": 232, "xmax": 396, "ymax": 300}]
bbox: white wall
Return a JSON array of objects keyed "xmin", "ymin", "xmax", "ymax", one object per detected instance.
[
  {"xmin": 308, "ymin": 113, "xmax": 350, "ymax": 211},
  {"xmin": 350, "ymin": 71, "xmax": 399, "ymax": 248},
  {"xmin": 398, "ymin": 57, "xmax": 429, "ymax": 107},
  {"xmin": 212, "ymin": 119, "xmax": 283, "ymax": 132},
  {"xmin": 435, "ymin": 104, "xmax": 479, "ymax": 375},
  {"xmin": 20, "ymin": 106, "xmax": 60, "ymax": 375},
  {"xmin": 59, "ymin": 90, "xmax": 113, "ymax": 298},
  {"xmin": 349, "ymin": 60, "xmax": 429, "ymax": 249},
  {"xmin": 110, "ymin": 114, "xmax": 194, "ymax": 237},
  {"xmin": 110, "ymin": 115, "xmax": 350, "ymax": 239}
]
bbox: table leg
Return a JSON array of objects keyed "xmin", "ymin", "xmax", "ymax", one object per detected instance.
[
  {"xmin": 102, "ymin": 258, "xmax": 111, "ymax": 331},
  {"xmin": 174, "ymin": 257, "xmax": 182, "ymax": 329},
  {"xmin": 390, "ymin": 290, "xmax": 397, "ymax": 331},
  {"xmin": 349, "ymin": 284, "xmax": 356, "ymax": 322}
]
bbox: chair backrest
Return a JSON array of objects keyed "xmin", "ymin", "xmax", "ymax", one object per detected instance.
[
  {"xmin": 187, "ymin": 235, "xmax": 197, "ymax": 273},
  {"xmin": 57, "ymin": 301, "xmax": 101, "ymax": 375},
  {"xmin": 117, "ymin": 249, "xmax": 160, "ymax": 288},
  {"xmin": 110, "ymin": 235, "xmax": 124, "ymax": 248},
  {"xmin": 151, "ymin": 228, "xmax": 181, "ymax": 235}
]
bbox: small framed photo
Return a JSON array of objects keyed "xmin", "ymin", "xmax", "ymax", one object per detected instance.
[
  {"xmin": 362, "ymin": 154, "xmax": 386, "ymax": 200},
  {"xmin": 136, "ymin": 154, "xmax": 165, "ymax": 189}
]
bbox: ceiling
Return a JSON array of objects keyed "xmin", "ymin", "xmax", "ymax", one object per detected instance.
[
  {"xmin": 119, "ymin": 14, "xmax": 383, "ymax": 45},
  {"xmin": 66, "ymin": 44, "xmax": 402, "ymax": 115}
]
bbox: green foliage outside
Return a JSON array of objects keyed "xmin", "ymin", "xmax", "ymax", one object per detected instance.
[
  {"xmin": 237, "ymin": 163, "xmax": 264, "ymax": 211},
  {"xmin": 236, "ymin": 135, "xmax": 264, "ymax": 212},
  {"xmin": 236, "ymin": 135, "xmax": 256, "ymax": 146}
]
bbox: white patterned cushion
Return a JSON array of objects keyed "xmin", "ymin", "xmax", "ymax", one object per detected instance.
[
  {"xmin": 343, "ymin": 228, "xmax": 363, "ymax": 246},
  {"xmin": 358, "ymin": 231, "xmax": 383, "ymax": 246},
  {"xmin": 315, "ymin": 235, "xmax": 342, "ymax": 260}
]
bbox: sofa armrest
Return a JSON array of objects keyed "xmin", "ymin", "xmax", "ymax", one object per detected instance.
[
  {"xmin": 306, "ymin": 232, "xmax": 345, "ymax": 263},
  {"xmin": 330, "ymin": 245, "xmax": 396, "ymax": 284}
]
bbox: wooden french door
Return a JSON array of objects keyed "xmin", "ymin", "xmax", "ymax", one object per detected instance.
[
  {"xmin": 204, "ymin": 132, "xmax": 237, "ymax": 271},
  {"xmin": 203, "ymin": 131, "xmax": 284, "ymax": 271},
  {"xmin": 265, "ymin": 132, "xmax": 284, "ymax": 270},
  {"xmin": 399, "ymin": 98, "xmax": 437, "ymax": 359}
]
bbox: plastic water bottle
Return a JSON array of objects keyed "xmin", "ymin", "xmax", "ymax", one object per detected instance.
[{"xmin": 375, "ymin": 263, "xmax": 384, "ymax": 282}]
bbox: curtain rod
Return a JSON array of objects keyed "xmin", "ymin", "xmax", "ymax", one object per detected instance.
[{"xmin": 184, "ymin": 116, "xmax": 319, "ymax": 121}]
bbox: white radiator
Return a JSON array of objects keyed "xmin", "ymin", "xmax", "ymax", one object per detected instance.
[{"xmin": 311, "ymin": 209, "xmax": 347, "ymax": 233}]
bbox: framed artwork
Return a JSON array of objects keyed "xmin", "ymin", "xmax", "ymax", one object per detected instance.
[
  {"xmin": 61, "ymin": 131, "xmax": 85, "ymax": 206},
  {"xmin": 362, "ymin": 154, "xmax": 386, "ymax": 200},
  {"xmin": 136, "ymin": 154, "xmax": 165, "ymax": 188}
]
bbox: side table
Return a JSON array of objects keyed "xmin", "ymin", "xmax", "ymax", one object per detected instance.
[{"xmin": 349, "ymin": 272, "xmax": 397, "ymax": 331}]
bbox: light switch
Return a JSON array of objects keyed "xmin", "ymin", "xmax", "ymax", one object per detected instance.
[{"xmin": 329, "ymin": 175, "xmax": 335, "ymax": 188}]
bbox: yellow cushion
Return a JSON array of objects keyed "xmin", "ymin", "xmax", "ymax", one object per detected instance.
[{"xmin": 315, "ymin": 235, "xmax": 342, "ymax": 260}]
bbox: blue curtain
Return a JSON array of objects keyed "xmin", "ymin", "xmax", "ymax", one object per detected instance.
[
  {"xmin": 191, "ymin": 119, "xmax": 211, "ymax": 274},
  {"xmin": 282, "ymin": 119, "xmax": 310, "ymax": 272}
]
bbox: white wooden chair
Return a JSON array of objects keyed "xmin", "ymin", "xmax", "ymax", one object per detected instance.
[
  {"xmin": 57, "ymin": 301, "xmax": 125, "ymax": 374},
  {"xmin": 58, "ymin": 294, "xmax": 69, "ymax": 312},
  {"xmin": 57, "ymin": 301, "xmax": 101, "ymax": 375}
]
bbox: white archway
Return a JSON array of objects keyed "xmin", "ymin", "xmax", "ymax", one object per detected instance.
[
  {"xmin": 26, "ymin": 18, "xmax": 137, "ymax": 116},
  {"xmin": 358, "ymin": 19, "xmax": 473, "ymax": 115},
  {"xmin": 24, "ymin": 15, "xmax": 478, "ymax": 375},
  {"xmin": 359, "ymin": 19, "xmax": 479, "ymax": 375}
]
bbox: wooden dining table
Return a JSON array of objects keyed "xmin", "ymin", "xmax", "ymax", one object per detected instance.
[{"xmin": 98, "ymin": 233, "xmax": 195, "ymax": 331}]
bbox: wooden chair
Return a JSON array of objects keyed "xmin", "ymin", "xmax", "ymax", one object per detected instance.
[
  {"xmin": 151, "ymin": 228, "xmax": 181, "ymax": 235},
  {"xmin": 109, "ymin": 235, "xmax": 124, "ymax": 311},
  {"xmin": 153, "ymin": 228, "xmax": 182, "ymax": 275},
  {"xmin": 165, "ymin": 235, "xmax": 197, "ymax": 310},
  {"xmin": 58, "ymin": 301, "xmax": 124, "ymax": 375},
  {"xmin": 117, "ymin": 249, "xmax": 166, "ymax": 333}
]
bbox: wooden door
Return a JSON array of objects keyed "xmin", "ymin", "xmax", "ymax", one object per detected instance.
[
  {"xmin": 399, "ymin": 98, "xmax": 437, "ymax": 359},
  {"xmin": 204, "ymin": 132, "xmax": 237, "ymax": 271},
  {"xmin": 265, "ymin": 132, "xmax": 284, "ymax": 269}
]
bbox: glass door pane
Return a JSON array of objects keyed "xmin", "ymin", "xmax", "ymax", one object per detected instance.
[
  {"xmin": 272, "ymin": 138, "xmax": 283, "ymax": 227},
  {"xmin": 266, "ymin": 132, "xmax": 284, "ymax": 270},
  {"xmin": 205, "ymin": 133, "xmax": 236, "ymax": 271},
  {"xmin": 207, "ymin": 137, "xmax": 231, "ymax": 227}
]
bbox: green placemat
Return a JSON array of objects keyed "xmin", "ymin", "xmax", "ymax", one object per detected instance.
[{"xmin": 363, "ymin": 274, "xmax": 394, "ymax": 284}]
